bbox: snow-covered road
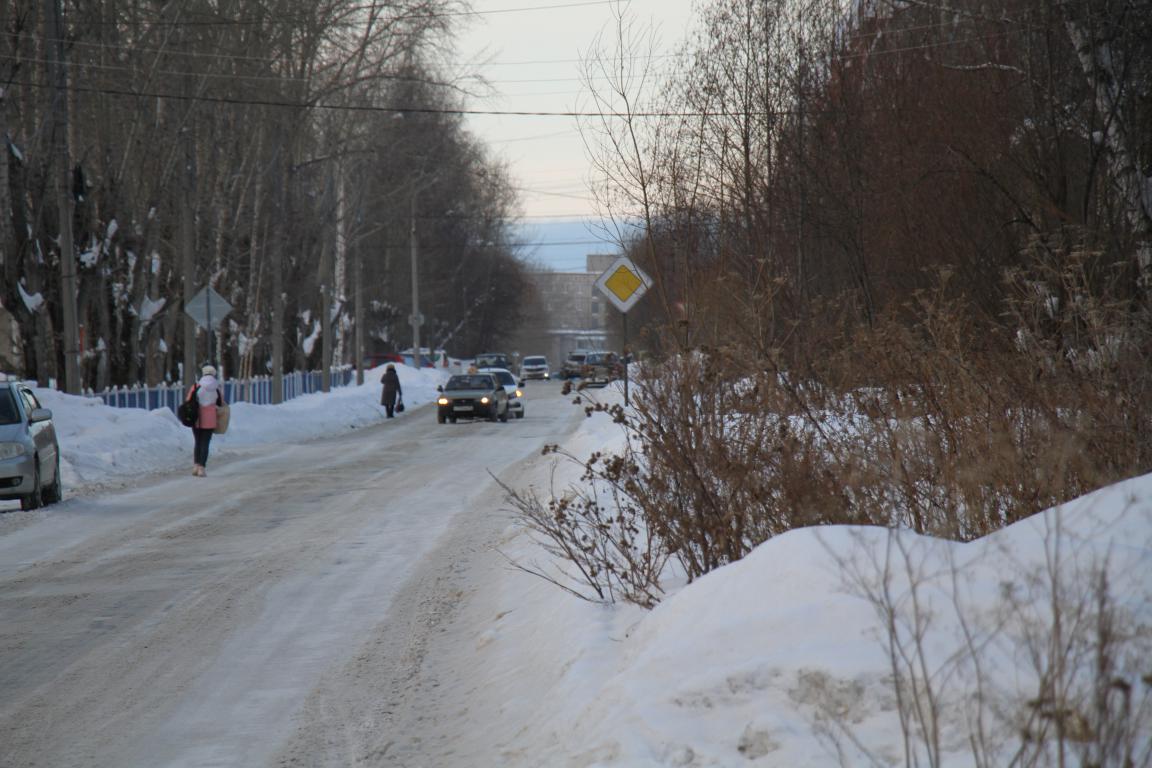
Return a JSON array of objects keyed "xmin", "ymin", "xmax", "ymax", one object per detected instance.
[{"xmin": 0, "ymin": 382, "xmax": 583, "ymax": 768}]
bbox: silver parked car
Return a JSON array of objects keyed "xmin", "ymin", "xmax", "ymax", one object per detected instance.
[
  {"xmin": 0, "ymin": 380, "xmax": 62, "ymax": 510},
  {"xmin": 519, "ymin": 355, "xmax": 550, "ymax": 381},
  {"xmin": 477, "ymin": 367, "xmax": 526, "ymax": 419}
]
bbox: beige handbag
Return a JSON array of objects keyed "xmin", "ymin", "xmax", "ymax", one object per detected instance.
[{"xmin": 214, "ymin": 401, "xmax": 231, "ymax": 434}]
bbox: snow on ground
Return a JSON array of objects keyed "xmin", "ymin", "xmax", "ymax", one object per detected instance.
[{"xmin": 5, "ymin": 370, "xmax": 1152, "ymax": 766}]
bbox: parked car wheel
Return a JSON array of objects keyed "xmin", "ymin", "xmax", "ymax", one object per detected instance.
[
  {"xmin": 499, "ymin": 408, "xmax": 509, "ymax": 423},
  {"xmin": 20, "ymin": 462, "xmax": 43, "ymax": 511},
  {"xmin": 516, "ymin": 410, "xmax": 525, "ymax": 419},
  {"xmin": 437, "ymin": 412, "xmax": 446, "ymax": 424},
  {"xmin": 41, "ymin": 457, "xmax": 62, "ymax": 504}
]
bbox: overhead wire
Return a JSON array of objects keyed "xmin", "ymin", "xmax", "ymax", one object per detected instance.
[
  {"xmin": 72, "ymin": 0, "xmax": 624, "ymax": 29},
  {"xmin": 12, "ymin": 18, "xmax": 1086, "ymax": 118},
  {"xmin": 30, "ymin": 0, "xmax": 1096, "ymax": 84},
  {"xmin": 15, "ymin": 0, "xmax": 1143, "ymax": 229}
]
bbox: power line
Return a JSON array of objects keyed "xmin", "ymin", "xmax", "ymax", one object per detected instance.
[
  {"xmin": 26, "ymin": 53, "xmax": 647, "ymax": 90},
  {"xmin": 45, "ymin": 32, "xmax": 678, "ymax": 71},
  {"xmin": 30, "ymin": 21, "xmax": 1073, "ymax": 106},
  {"xmin": 25, "ymin": 10, "xmax": 1093, "ymax": 101},
  {"xmin": 9, "ymin": 77, "xmax": 811, "ymax": 118},
  {"xmin": 72, "ymin": 0, "xmax": 622, "ymax": 28},
  {"xmin": 354, "ymin": 238, "xmax": 615, "ymax": 248}
]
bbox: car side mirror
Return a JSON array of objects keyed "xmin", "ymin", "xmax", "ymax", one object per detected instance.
[
  {"xmin": 29, "ymin": 407, "xmax": 52, "ymax": 423},
  {"xmin": 436, "ymin": 385, "xmax": 443, "ymax": 392},
  {"xmin": 518, "ymin": 379, "xmax": 526, "ymax": 387}
]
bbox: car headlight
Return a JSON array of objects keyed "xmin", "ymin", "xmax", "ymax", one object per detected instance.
[
  {"xmin": 514, "ymin": 389, "xmax": 523, "ymax": 398},
  {"xmin": 437, "ymin": 397, "xmax": 449, "ymax": 406},
  {"xmin": 0, "ymin": 442, "xmax": 27, "ymax": 460},
  {"xmin": 480, "ymin": 396, "xmax": 490, "ymax": 404}
]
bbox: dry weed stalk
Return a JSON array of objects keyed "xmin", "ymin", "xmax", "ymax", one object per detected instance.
[{"xmin": 819, "ymin": 510, "xmax": 1152, "ymax": 768}]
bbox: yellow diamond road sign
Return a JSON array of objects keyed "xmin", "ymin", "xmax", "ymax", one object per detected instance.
[{"xmin": 595, "ymin": 256, "xmax": 652, "ymax": 313}]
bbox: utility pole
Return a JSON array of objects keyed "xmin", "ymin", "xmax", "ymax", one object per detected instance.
[
  {"xmin": 319, "ymin": 235, "xmax": 333, "ymax": 392},
  {"xmin": 409, "ymin": 193, "xmax": 421, "ymax": 365},
  {"xmin": 177, "ymin": 12, "xmax": 197, "ymax": 385},
  {"xmin": 354, "ymin": 240, "xmax": 365, "ymax": 386},
  {"xmin": 46, "ymin": 0, "xmax": 80, "ymax": 394},
  {"xmin": 272, "ymin": 145, "xmax": 288, "ymax": 405},
  {"xmin": 180, "ymin": 130, "xmax": 196, "ymax": 383}
]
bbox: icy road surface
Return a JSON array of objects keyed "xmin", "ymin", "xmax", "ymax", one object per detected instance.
[{"xmin": 0, "ymin": 383, "xmax": 582, "ymax": 767}]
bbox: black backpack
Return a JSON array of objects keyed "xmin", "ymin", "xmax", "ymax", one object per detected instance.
[{"xmin": 178, "ymin": 387, "xmax": 200, "ymax": 427}]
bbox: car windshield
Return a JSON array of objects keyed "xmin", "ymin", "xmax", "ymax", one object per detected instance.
[
  {"xmin": 475, "ymin": 355, "xmax": 508, "ymax": 367},
  {"xmin": 524, "ymin": 357, "xmax": 546, "ymax": 366},
  {"xmin": 567, "ymin": 354, "xmax": 586, "ymax": 363},
  {"xmin": 446, "ymin": 375, "xmax": 494, "ymax": 390},
  {"xmin": 0, "ymin": 388, "xmax": 19, "ymax": 425},
  {"xmin": 494, "ymin": 371, "xmax": 515, "ymax": 386}
]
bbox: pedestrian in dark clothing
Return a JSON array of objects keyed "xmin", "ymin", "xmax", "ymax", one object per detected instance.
[{"xmin": 380, "ymin": 364, "xmax": 402, "ymax": 418}]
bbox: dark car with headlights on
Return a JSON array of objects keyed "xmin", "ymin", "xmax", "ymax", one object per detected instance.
[
  {"xmin": 0, "ymin": 380, "xmax": 62, "ymax": 510},
  {"xmin": 436, "ymin": 374, "xmax": 510, "ymax": 424}
]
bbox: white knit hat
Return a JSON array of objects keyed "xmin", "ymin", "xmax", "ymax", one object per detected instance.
[{"xmin": 202, "ymin": 365, "xmax": 217, "ymax": 376}]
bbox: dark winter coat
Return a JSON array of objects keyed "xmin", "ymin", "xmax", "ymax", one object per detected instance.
[{"xmin": 380, "ymin": 368, "xmax": 402, "ymax": 406}]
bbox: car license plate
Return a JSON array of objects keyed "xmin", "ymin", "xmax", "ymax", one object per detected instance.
[{"xmin": 454, "ymin": 405, "xmax": 473, "ymax": 412}]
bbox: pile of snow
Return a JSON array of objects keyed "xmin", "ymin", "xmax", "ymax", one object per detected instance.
[
  {"xmin": 25, "ymin": 365, "xmax": 447, "ymax": 494},
  {"xmin": 472, "ymin": 394, "xmax": 1152, "ymax": 766}
]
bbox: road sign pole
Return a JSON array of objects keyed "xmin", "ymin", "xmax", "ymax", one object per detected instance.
[
  {"xmin": 207, "ymin": 289, "xmax": 213, "ymax": 368},
  {"xmin": 623, "ymin": 311, "xmax": 629, "ymax": 406}
]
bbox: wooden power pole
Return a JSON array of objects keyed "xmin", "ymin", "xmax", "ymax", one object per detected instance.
[{"xmin": 46, "ymin": 0, "xmax": 80, "ymax": 393}]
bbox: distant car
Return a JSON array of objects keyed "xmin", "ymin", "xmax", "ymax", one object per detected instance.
[
  {"xmin": 363, "ymin": 352, "xmax": 405, "ymax": 369},
  {"xmin": 477, "ymin": 367, "xmax": 525, "ymax": 419},
  {"xmin": 0, "ymin": 380, "xmax": 63, "ymax": 510},
  {"xmin": 474, "ymin": 352, "xmax": 512, "ymax": 370},
  {"xmin": 436, "ymin": 373, "xmax": 510, "ymax": 424},
  {"xmin": 560, "ymin": 350, "xmax": 591, "ymax": 380},
  {"xmin": 519, "ymin": 355, "xmax": 550, "ymax": 381},
  {"xmin": 581, "ymin": 351, "xmax": 624, "ymax": 387}
]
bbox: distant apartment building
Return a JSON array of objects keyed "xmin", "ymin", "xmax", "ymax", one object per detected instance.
[{"xmin": 512, "ymin": 254, "xmax": 620, "ymax": 368}]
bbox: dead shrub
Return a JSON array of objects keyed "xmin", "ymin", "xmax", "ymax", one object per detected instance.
[{"xmin": 505, "ymin": 232, "xmax": 1151, "ymax": 604}]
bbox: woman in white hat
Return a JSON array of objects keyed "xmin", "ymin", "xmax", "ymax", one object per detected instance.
[{"xmin": 189, "ymin": 364, "xmax": 221, "ymax": 476}]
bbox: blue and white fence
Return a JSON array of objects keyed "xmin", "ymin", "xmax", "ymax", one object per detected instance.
[{"xmin": 89, "ymin": 366, "xmax": 356, "ymax": 415}]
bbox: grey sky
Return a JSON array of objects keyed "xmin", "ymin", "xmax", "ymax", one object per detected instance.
[{"xmin": 456, "ymin": 0, "xmax": 698, "ymax": 222}]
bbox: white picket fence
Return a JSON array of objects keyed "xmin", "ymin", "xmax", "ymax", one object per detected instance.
[{"xmin": 89, "ymin": 367, "xmax": 356, "ymax": 414}]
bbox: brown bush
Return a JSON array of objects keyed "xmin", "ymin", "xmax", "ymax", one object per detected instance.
[{"xmin": 506, "ymin": 235, "xmax": 1152, "ymax": 604}]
